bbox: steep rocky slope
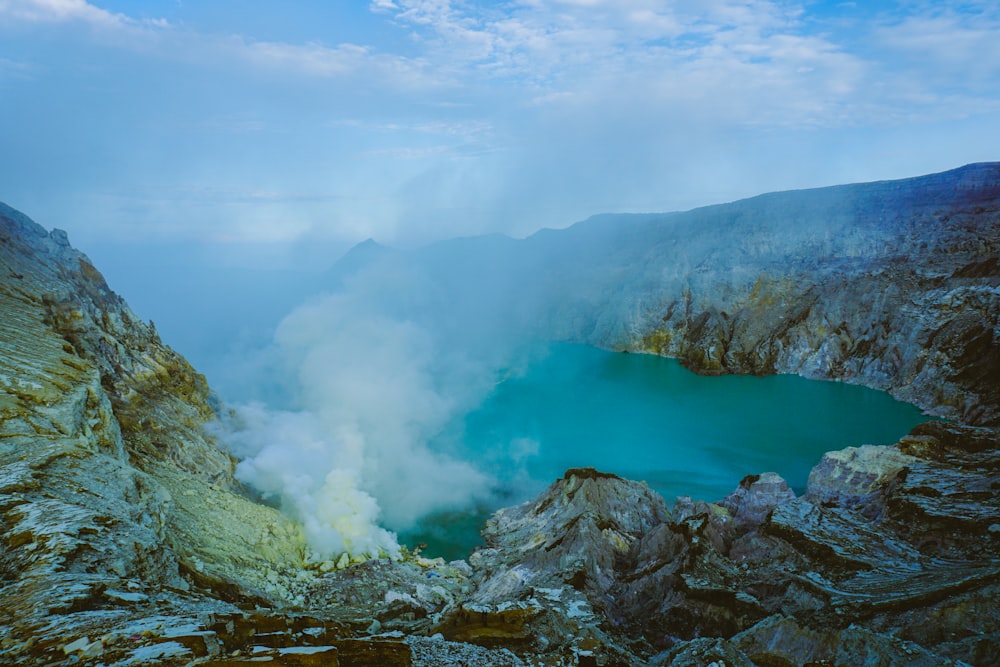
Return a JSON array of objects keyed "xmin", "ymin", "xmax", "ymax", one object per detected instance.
[
  {"xmin": 548, "ymin": 163, "xmax": 1000, "ymax": 425},
  {"xmin": 2, "ymin": 163, "xmax": 998, "ymax": 666},
  {"xmin": 343, "ymin": 163, "xmax": 999, "ymax": 426},
  {"xmin": 613, "ymin": 165, "xmax": 1000, "ymax": 427},
  {"xmin": 0, "ymin": 204, "xmax": 323, "ymax": 659}
]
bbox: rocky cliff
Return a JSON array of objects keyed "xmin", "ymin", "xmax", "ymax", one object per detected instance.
[
  {"xmin": 1, "ymin": 164, "xmax": 998, "ymax": 666},
  {"xmin": 619, "ymin": 164, "xmax": 1000, "ymax": 428},
  {"xmin": 325, "ymin": 163, "xmax": 1000, "ymax": 427},
  {"xmin": 505, "ymin": 163, "xmax": 999, "ymax": 428},
  {"xmin": 0, "ymin": 204, "xmax": 332, "ymax": 660}
]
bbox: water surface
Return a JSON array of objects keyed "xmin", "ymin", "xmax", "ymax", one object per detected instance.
[{"xmin": 402, "ymin": 343, "xmax": 929, "ymax": 559}]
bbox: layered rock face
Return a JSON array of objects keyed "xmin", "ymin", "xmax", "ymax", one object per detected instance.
[
  {"xmin": 334, "ymin": 163, "xmax": 1000, "ymax": 425},
  {"xmin": 524, "ymin": 163, "xmax": 1000, "ymax": 427},
  {"xmin": 0, "ymin": 205, "xmax": 331, "ymax": 661},
  {"xmin": 458, "ymin": 431, "xmax": 999, "ymax": 666},
  {"xmin": 2, "ymin": 163, "xmax": 998, "ymax": 667}
]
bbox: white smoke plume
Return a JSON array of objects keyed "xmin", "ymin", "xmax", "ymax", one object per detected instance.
[{"xmin": 216, "ymin": 257, "xmax": 506, "ymax": 560}]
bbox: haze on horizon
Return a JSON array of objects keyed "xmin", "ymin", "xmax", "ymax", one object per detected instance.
[{"xmin": 2, "ymin": 0, "xmax": 1000, "ymax": 362}]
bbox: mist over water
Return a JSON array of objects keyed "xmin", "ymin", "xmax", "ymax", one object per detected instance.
[
  {"xmin": 212, "ymin": 213, "xmax": 934, "ymax": 562},
  {"xmin": 403, "ymin": 343, "xmax": 930, "ymax": 559},
  {"xmin": 217, "ymin": 310, "xmax": 928, "ymax": 562},
  {"xmin": 215, "ymin": 248, "xmax": 537, "ymax": 560}
]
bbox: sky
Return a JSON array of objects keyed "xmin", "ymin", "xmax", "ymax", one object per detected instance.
[
  {"xmin": 2, "ymin": 0, "xmax": 1000, "ymax": 355},
  {"xmin": 2, "ymin": 0, "xmax": 1000, "ymax": 249}
]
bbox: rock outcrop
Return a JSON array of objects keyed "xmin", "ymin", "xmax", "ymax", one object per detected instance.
[
  {"xmin": 534, "ymin": 163, "xmax": 1000, "ymax": 427},
  {"xmin": 454, "ymin": 425, "xmax": 998, "ymax": 666},
  {"xmin": 2, "ymin": 163, "xmax": 998, "ymax": 666}
]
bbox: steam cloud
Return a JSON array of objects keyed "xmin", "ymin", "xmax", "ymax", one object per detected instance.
[{"xmin": 216, "ymin": 255, "xmax": 518, "ymax": 560}]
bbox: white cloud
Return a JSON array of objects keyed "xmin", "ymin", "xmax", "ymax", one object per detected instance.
[
  {"xmin": 0, "ymin": 56, "xmax": 37, "ymax": 79},
  {"xmin": 5, "ymin": 0, "xmax": 997, "ymax": 126},
  {"xmin": 240, "ymin": 39, "xmax": 373, "ymax": 77},
  {"xmin": 0, "ymin": 0, "xmax": 156, "ymax": 30},
  {"xmin": 9, "ymin": 0, "xmax": 990, "ymax": 129},
  {"xmin": 0, "ymin": 0, "xmax": 433, "ymax": 87},
  {"xmin": 4, "ymin": 0, "xmax": 999, "ymax": 250},
  {"xmin": 367, "ymin": 0, "xmax": 872, "ymax": 129},
  {"xmin": 874, "ymin": 9, "xmax": 1000, "ymax": 86}
]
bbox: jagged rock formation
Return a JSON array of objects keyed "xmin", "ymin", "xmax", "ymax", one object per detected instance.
[
  {"xmin": 2, "ymin": 163, "xmax": 999, "ymax": 666},
  {"xmin": 522, "ymin": 163, "xmax": 1000, "ymax": 428},
  {"xmin": 621, "ymin": 166, "xmax": 1000, "ymax": 428},
  {"xmin": 455, "ymin": 433, "xmax": 999, "ymax": 665}
]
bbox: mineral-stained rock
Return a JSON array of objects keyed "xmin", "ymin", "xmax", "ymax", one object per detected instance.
[
  {"xmin": 886, "ymin": 424, "xmax": 1000, "ymax": 562},
  {"xmin": 720, "ymin": 472, "xmax": 797, "ymax": 531},
  {"xmin": 451, "ymin": 468, "xmax": 670, "ymax": 662},
  {"xmin": 0, "ymin": 206, "xmax": 319, "ymax": 665},
  {"xmin": 471, "ymin": 468, "xmax": 671, "ymax": 604},
  {"xmin": 406, "ymin": 635, "xmax": 526, "ymax": 667},
  {"xmin": 606, "ymin": 163, "xmax": 1000, "ymax": 428},
  {"xmin": 273, "ymin": 639, "xmax": 411, "ymax": 667},
  {"xmin": 805, "ymin": 445, "xmax": 917, "ymax": 518},
  {"xmin": 448, "ymin": 424, "xmax": 997, "ymax": 664},
  {"xmin": 764, "ymin": 497, "xmax": 924, "ymax": 572}
]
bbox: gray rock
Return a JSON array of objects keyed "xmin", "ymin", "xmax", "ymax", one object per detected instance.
[
  {"xmin": 806, "ymin": 444, "xmax": 917, "ymax": 517},
  {"xmin": 653, "ymin": 637, "xmax": 757, "ymax": 667},
  {"xmin": 720, "ymin": 472, "xmax": 796, "ymax": 531},
  {"xmin": 733, "ymin": 615, "xmax": 971, "ymax": 667}
]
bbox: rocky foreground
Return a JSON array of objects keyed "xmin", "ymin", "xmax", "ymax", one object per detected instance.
[{"xmin": 1, "ymin": 165, "xmax": 999, "ymax": 666}]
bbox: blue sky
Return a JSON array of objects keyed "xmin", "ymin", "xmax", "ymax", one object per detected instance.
[{"xmin": 1, "ymin": 0, "xmax": 999, "ymax": 260}]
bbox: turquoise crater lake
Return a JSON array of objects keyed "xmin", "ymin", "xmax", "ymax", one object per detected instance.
[{"xmin": 402, "ymin": 343, "xmax": 931, "ymax": 559}]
